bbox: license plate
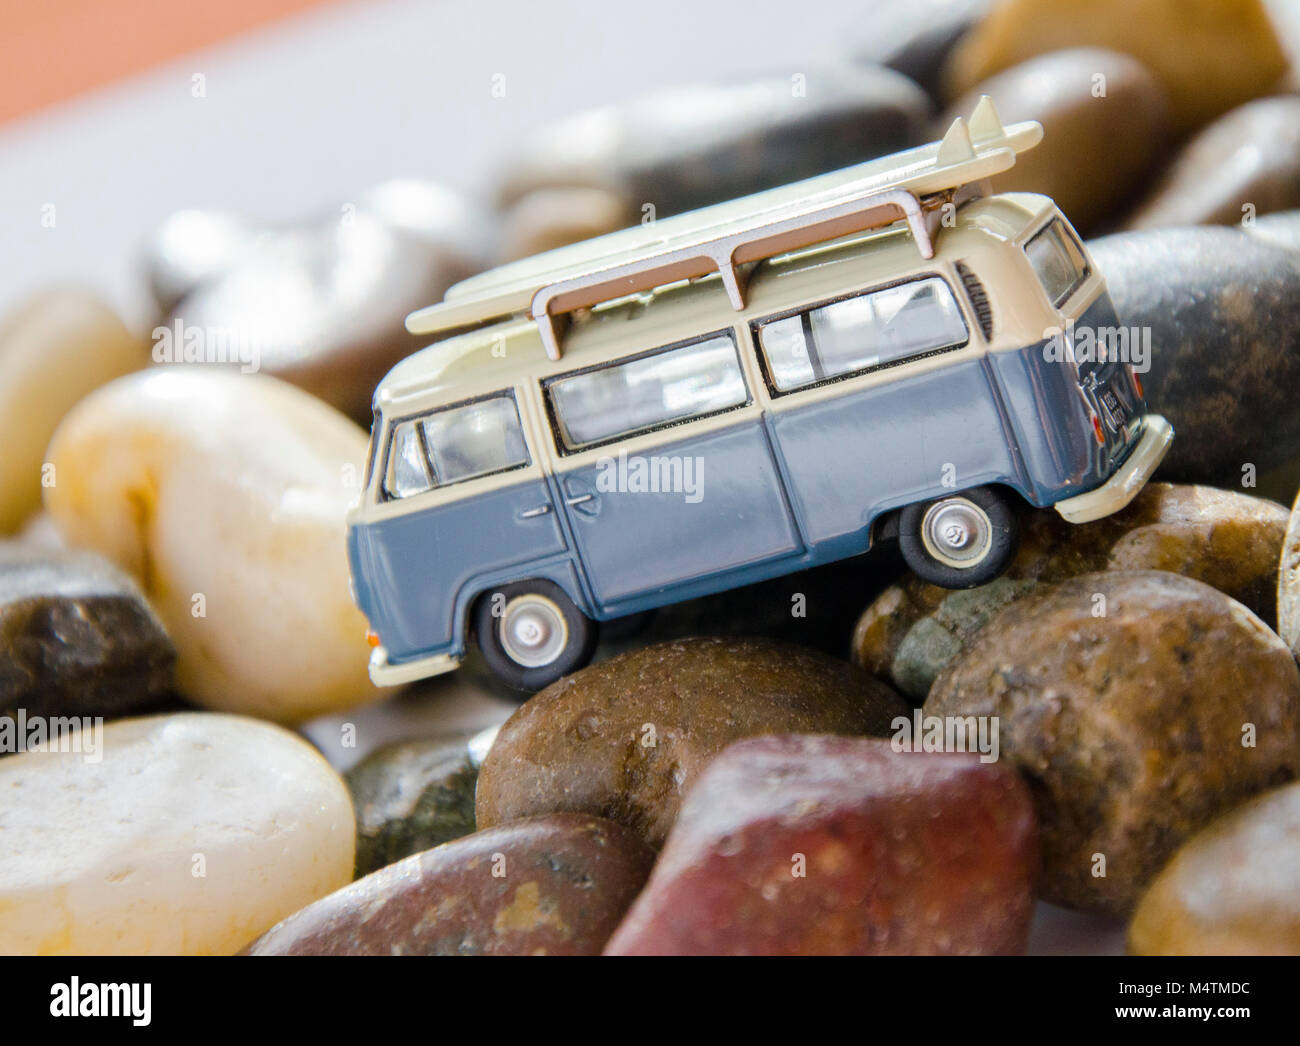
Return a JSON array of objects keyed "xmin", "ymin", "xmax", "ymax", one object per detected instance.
[{"xmin": 1100, "ymin": 387, "xmax": 1125, "ymax": 426}]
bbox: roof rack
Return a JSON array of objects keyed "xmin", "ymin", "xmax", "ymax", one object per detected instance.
[{"xmin": 407, "ymin": 97, "xmax": 1042, "ymax": 361}]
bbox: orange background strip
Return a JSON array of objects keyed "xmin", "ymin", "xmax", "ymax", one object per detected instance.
[{"xmin": 0, "ymin": 0, "xmax": 344, "ymax": 127}]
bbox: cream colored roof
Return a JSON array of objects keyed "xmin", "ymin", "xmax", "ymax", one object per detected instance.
[
  {"xmin": 376, "ymin": 190, "xmax": 1057, "ymax": 408},
  {"xmin": 406, "ymin": 97, "xmax": 1042, "ymax": 353}
]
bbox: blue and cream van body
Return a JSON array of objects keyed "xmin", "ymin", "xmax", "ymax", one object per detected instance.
[{"xmin": 347, "ymin": 101, "xmax": 1172, "ymax": 690}]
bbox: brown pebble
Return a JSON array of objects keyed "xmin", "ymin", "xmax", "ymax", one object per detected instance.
[{"xmin": 476, "ymin": 637, "xmax": 907, "ymax": 848}]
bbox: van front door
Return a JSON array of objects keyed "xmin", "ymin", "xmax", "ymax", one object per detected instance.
[
  {"xmin": 544, "ymin": 331, "xmax": 801, "ymax": 613},
  {"xmin": 355, "ymin": 391, "xmax": 570, "ymax": 662}
]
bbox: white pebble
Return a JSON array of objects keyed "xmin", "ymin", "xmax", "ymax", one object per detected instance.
[{"xmin": 0, "ymin": 713, "xmax": 355, "ymax": 955}]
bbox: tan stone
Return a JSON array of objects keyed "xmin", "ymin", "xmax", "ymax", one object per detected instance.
[
  {"xmin": 0, "ymin": 290, "xmax": 145, "ymax": 534},
  {"xmin": 942, "ymin": 0, "xmax": 1290, "ymax": 135},
  {"xmin": 44, "ymin": 369, "xmax": 380, "ymax": 723},
  {"xmin": 1129, "ymin": 780, "xmax": 1300, "ymax": 954}
]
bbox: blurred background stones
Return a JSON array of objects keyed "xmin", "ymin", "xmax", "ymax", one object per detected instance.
[
  {"xmin": 145, "ymin": 209, "xmax": 265, "ymax": 315},
  {"xmin": 497, "ymin": 186, "xmax": 638, "ymax": 262},
  {"xmin": 492, "ymin": 65, "xmax": 932, "ymax": 219},
  {"xmin": 850, "ymin": 0, "xmax": 992, "ymax": 100},
  {"xmin": 939, "ymin": 48, "xmax": 1170, "ymax": 235},
  {"xmin": 43, "ymin": 368, "xmax": 379, "ymax": 724},
  {"xmin": 1123, "ymin": 96, "xmax": 1300, "ymax": 229},
  {"xmin": 0, "ymin": 290, "xmax": 146, "ymax": 534},
  {"xmin": 147, "ymin": 180, "xmax": 493, "ymax": 422},
  {"xmin": 940, "ymin": 0, "xmax": 1290, "ymax": 135}
]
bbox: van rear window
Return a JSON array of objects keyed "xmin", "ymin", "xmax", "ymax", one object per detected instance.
[
  {"xmin": 546, "ymin": 332, "xmax": 747, "ymax": 451},
  {"xmin": 1026, "ymin": 218, "xmax": 1090, "ymax": 308},
  {"xmin": 756, "ymin": 276, "xmax": 968, "ymax": 394}
]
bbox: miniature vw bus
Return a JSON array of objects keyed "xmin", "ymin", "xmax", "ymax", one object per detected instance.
[{"xmin": 347, "ymin": 98, "xmax": 1172, "ymax": 690}]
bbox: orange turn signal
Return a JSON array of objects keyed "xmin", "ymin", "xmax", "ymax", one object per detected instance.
[{"xmin": 366, "ymin": 630, "xmax": 381, "ymax": 648}]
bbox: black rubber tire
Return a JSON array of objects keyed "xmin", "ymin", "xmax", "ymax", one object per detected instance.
[
  {"xmin": 898, "ymin": 487, "xmax": 1019, "ymax": 589},
  {"xmin": 473, "ymin": 579, "xmax": 598, "ymax": 692}
]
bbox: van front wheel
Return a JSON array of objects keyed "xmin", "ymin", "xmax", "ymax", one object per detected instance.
[
  {"xmin": 474, "ymin": 580, "xmax": 598, "ymax": 692},
  {"xmin": 898, "ymin": 488, "xmax": 1019, "ymax": 589}
]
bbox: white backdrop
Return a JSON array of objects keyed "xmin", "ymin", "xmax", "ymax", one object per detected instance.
[{"xmin": 0, "ymin": 0, "xmax": 877, "ymax": 329}]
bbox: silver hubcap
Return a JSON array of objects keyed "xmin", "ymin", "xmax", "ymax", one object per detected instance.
[
  {"xmin": 499, "ymin": 594, "xmax": 569, "ymax": 668},
  {"xmin": 920, "ymin": 497, "xmax": 993, "ymax": 569}
]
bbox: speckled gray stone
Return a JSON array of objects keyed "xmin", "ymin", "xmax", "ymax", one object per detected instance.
[
  {"xmin": 345, "ymin": 735, "xmax": 479, "ymax": 877},
  {"xmin": 1087, "ymin": 226, "xmax": 1300, "ymax": 486}
]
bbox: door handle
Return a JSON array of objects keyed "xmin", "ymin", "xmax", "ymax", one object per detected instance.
[
  {"xmin": 520, "ymin": 504, "xmax": 552, "ymax": 518},
  {"xmin": 564, "ymin": 493, "xmax": 594, "ymax": 506}
]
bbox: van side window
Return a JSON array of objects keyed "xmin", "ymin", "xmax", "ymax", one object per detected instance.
[
  {"xmin": 755, "ymin": 276, "xmax": 968, "ymax": 394},
  {"xmin": 383, "ymin": 393, "xmax": 529, "ymax": 500},
  {"xmin": 546, "ymin": 331, "xmax": 748, "ymax": 452},
  {"xmin": 1026, "ymin": 218, "xmax": 1090, "ymax": 308}
]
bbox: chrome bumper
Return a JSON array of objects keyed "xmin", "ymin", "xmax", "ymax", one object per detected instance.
[
  {"xmin": 1055, "ymin": 414, "xmax": 1173, "ymax": 524},
  {"xmin": 368, "ymin": 645, "xmax": 461, "ymax": 687}
]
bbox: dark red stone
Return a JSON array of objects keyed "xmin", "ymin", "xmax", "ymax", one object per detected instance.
[{"xmin": 604, "ymin": 734, "xmax": 1039, "ymax": 955}]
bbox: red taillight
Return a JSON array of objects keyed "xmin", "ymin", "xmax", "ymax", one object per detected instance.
[
  {"xmin": 1131, "ymin": 367, "xmax": 1144, "ymax": 399},
  {"xmin": 1091, "ymin": 412, "xmax": 1106, "ymax": 445}
]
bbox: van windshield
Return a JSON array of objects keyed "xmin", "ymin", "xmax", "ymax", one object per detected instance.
[{"xmin": 382, "ymin": 393, "xmax": 529, "ymax": 500}]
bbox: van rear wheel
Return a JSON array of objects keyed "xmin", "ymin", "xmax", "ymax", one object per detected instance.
[
  {"xmin": 474, "ymin": 580, "xmax": 598, "ymax": 692},
  {"xmin": 898, "ymin": 487, "xmax": 1019, "ymax": 589}
]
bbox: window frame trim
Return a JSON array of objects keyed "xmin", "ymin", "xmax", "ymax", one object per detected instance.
[
  {"xmin": 378, "ymin": 388, "xmax": 533, "ymax": 503},
  {"xmin": 750, "ymin": 270, "xmax": 972, "ymax": 398},
  {"xmin": 541, "ymin": 327, "xmax": 752, "ymax": 456}
]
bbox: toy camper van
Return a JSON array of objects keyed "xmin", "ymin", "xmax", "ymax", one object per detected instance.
[{"xmin": 347, "ymin": 98, "xmax": 1172, "ymax": 690}]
